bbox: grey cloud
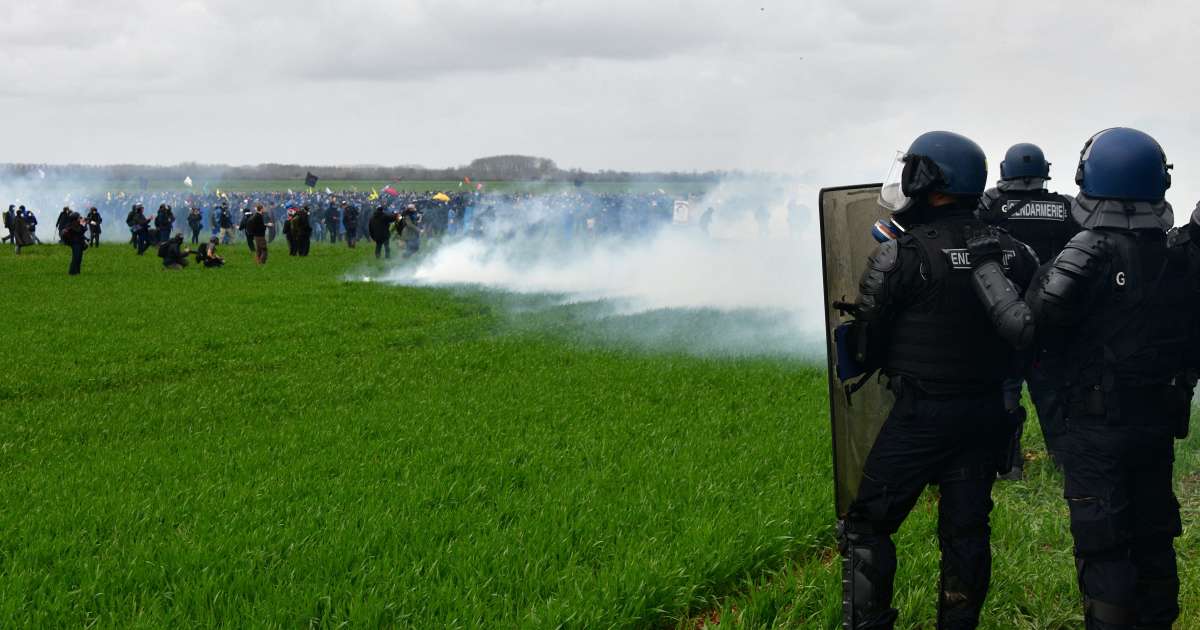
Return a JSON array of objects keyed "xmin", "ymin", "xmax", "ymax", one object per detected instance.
[{"xmin": 3, "ymin": 0, "xmax": 1200, "ymax": 216}]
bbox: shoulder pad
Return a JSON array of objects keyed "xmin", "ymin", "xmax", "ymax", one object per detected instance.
[
  {"xmin": 976, "ymin": 188, "xmax": 1004, "ymax": 221},
  {"xmin": 1167, "ymin": 226, "xmax": 1189, "ymax": 248},
  {"xmin": 867, "ymin": 238, "xmax": 899, "ymax": 272},
  {"xmin": 1055, "ymin": 229, "xmax": 1112, "ymax": 276},
  {"xmin": 1064, "ymin": 228, "xmax": 1112, "ymax": 252}
]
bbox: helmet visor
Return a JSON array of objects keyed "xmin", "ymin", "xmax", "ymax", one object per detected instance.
[{"xmin": 878, "ymin": 151, "xmax": 909, "ymax": 212}]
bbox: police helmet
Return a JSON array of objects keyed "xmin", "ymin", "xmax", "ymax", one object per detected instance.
[
  {"xmin": 1075, "ymin": 127, "xmax": 1171, "ymax": 202},
  {"xmin": 880, "ymin": 130, "xmax": 987, "ymax": 213},
  {"xmin": 1000, "ymin": 143, "xmax": 1050, "ymax": 180}
]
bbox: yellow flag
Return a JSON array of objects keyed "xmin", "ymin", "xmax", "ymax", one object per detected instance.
[{"xmin": 369, "ymin": 188, "xmax": 379, "ymax": 201}]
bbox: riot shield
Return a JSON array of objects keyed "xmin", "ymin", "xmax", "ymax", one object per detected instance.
[{"xmin": 819, "ymin": 184, "xmax": 895, "ymax": 519}]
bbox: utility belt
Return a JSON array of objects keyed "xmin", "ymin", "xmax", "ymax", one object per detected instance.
[
  {"xmin": 1064, "ymin": 374, "xmax": 1194, "ymax": 438},
  {"xmin": 887, "ymin": 374, "xmax": 1003, "ymax": 402}
]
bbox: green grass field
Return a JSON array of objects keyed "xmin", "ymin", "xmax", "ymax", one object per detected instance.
[{"xmin": 1, "ymin": 241, "xmax": 1198, "ymax": 628}]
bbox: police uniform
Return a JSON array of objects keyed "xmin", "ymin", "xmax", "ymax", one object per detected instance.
[
  {"xmin": 977, "ymin": 143, "xmax": 1081, "ymax": 472},
  {"xmin": 842, "ymin": 131, "xmax": 1039, "ymax": 630},
  {"xmin": 1027, "ymin": 127, "xmax": 1192, "ymax": 629}
]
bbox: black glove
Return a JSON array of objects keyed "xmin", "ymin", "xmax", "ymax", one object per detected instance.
[{"xmin": 964, "ymin": 226, "xmax": 1004, "ymax": 266}]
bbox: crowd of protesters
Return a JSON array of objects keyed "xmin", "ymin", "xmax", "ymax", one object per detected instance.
[{"xmin": 1, "ymin": 187, "xmax": 701, "ymax": 275}]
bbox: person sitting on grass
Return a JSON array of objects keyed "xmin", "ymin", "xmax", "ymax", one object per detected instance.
[
  {"xmin": 159, "ymin": 233, "xmax": 191, "ymax": 270},
  {"xmin": 194, "ymin": 237, "xmax": 225, "ymax": 268}
]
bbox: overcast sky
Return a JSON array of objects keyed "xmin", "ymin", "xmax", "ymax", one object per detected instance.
[{"xmin": 3, "ymin": 0, "xmax": 1200, "ymax": 205}]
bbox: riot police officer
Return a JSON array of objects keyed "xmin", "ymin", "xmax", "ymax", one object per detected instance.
[
  {"xmin": 1027, "ymin": 128, "xmax": 1192, "ymax": 629},
  {"xmin": 977, "ymin": 143, "xmax": 1080, "ymax": 478},
  {"xmin": 841, "ymin": 131, "xmax": 1039, "ymax": 629}
]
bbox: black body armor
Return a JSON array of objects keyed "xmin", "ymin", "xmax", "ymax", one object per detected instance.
[
  {"xmin": 977, "ymin": 184, "xmax": 1078, "ymax": 264},
  {"xmin": 868, "ymin": 216, "xmax": 1036, "ymax": 390}
]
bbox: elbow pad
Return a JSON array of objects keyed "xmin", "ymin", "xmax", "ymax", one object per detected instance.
[
  {"xmin": 856, "ymin": 239, "xmax": 899, "ymax": 321},
  {"xmin": 971, "ymin": 260, "xmax": 1036, "ymax": 350},
  {"xmin": 1027, "ymin": 232, "xmax": 1108, "ymax": 326}
]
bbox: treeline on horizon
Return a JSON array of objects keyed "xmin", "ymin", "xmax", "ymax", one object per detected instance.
[{"xmin": 0, "ymin": 155, "xmax": 773, "ymax": 183}]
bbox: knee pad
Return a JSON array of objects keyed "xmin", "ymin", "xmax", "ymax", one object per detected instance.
[{"xmin": 1083, "ymin": 595, "xmax": 1137, "ymax": 628}]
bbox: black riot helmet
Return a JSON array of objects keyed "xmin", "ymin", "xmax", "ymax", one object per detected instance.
[
  {"xmin": 1000, "ymin": 143, "xmax": 1050, "ymax": 180},
  {"xmin": 1070, "ymin": 127, "xmax": 1174, "ymax": 231},
  {"xmin": 880, "ymin": 131, "xmax": 988, "ymax": 214}
]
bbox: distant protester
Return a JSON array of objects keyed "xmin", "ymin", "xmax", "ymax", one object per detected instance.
[
  {"xmin": 126, "ymin": 203, "xmax": 153, "ymax": 255},
  {"xmin": 154, "ymin": 203, "xmax": 175, "ymax": 244},
  {"xmin": 324, "ymin": 203, "xmax": 340, "ymax": 243},
  {"xmin": 248, "ymin": 204, "xmax": 270, "ymax": 264},
  {"xmin": 10, "ymin": 207, "xmax": 34, "ymax": 254},
  {"xmin": 238, "ymin": 208, "xmax": 254, "ymax": 252},
  {"xmin": 369, "ymin": 206, "xmax": 393, "ymax": 259},
  {"xmin": 343, "ymin": 203, "xmax": 359, "ymax": 248},
  {"xmin": 60, "ymin": 210, "xmax": 87, "ymax": 275},
  {"xmin": 2, "ymin": 205, "xmax": 15, "ymax": 244},
  {"xmin": 194, "ymin": 237, "xmax": 225, "ymax": 268},
  {"xmin": 294, "ymin": 206, "xmax": 312, "ymax": 256},
  {"xmin": 55, "ymin": 206, "xmax": 72, "ymax": 243},
  {"xmin": 187, "ymin": 207, "xmax": 203, "ymax": 244},
  {"xmin": 217, "ymin": 204, "xmax": 235, "ymax": 244},
  {"xmin": 18, "ymin": 206, "xmax": 40, "ymax": 244},
  {"xmin": 284, "ymin": 206, "xmax": 298, "ymax": 255},
  {"xmin": 398, "ymin": 204, "xmax": 423, "ymax": 258},
  {"xmin": 159, "ymin": 233, "xmax": 191, "ymax": 270},
  {"xmin": 85, "ymin": 206, "xmax": 102, "ymax": 247}
]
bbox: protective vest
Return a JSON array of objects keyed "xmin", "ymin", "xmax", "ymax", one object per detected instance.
[
  {"xmin": 978, "ymin": 188, "xmax": 1077, "ymax": 264},
  {"xmin": 884, "ymin": 218, "xmax": 1018, "ymax": 388},
  {"xmin": 1056, "ymin": 230, "xmax": 1192, "ymax": 390}
]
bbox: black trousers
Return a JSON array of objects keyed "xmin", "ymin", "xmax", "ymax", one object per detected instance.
[
  {"xmin": 374, "ymin": 239, "xmax": 390, "ymax": 259},
  {"xmin": 68, "ymin": 241, "xmax": 85, "ymax": 275},
  {"xmin": 287, "ymin": 235, "xmax": 297, "ymax": 256},
  {"xmin": 842, "ymin": 385, "xmax": 1011, "ymax": 630},
  {"xmin": 88, "ymin": 230, "xmax": 100, "ymax": 247},
  {"xmin": 1056, "ymin": 388, "xmax": 1180, "ymax": 630},
  {"xmin": 1000, "ymin": 361, "xmax": 1064, "ymax": 465},
  {"xmin": 245, "ymin": 234, "xmax": 255, "ymax": 252},
  {"xmin": 135, "ymin": 230, "xmax": 153, "ymax": 255},
  {"xmin": 190, "ymin": 226, "xmax": 201, "ymax": 244},
  {"xmin": 298, "ymin": 236, "xmax": 310, "ymax": 257},
  {"xmin": 328, "ymin": 225, "xmax": 338, "ymax": 243}
]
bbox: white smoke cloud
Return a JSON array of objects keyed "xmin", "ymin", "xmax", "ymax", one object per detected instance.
[{"xmin": 376, "ymin": 184, "xmax": 828, "ymax": 357}]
